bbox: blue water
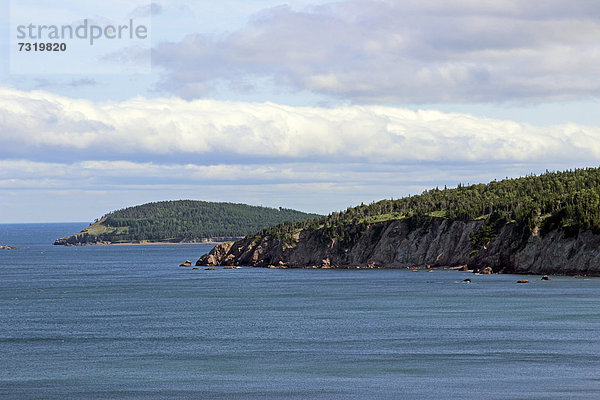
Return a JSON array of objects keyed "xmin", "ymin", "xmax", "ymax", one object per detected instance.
[{"xmin": 1, "ymin": 224, "xmax": 600, "ymax": 399}]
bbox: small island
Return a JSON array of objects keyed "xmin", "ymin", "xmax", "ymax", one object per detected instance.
[{"xmin": 54, "ymin": 200, "xmax": 320, "ymax": 246}]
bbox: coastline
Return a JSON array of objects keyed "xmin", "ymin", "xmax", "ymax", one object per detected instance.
[
  {"xmin": 197, "ymin": 217, "xmax": 600, "ymax": 276},
  {"xmin": 191, "ymin": 263, "xmax": 600, "ymax": 277},
  {"xmin": 61, "ymin": 240, "xmax": 235, "ymax": 247}
]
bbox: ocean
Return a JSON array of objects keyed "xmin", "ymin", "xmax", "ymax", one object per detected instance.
[{"xmin": 1, "ymin": 223, "xmax": 599, "ymax": 399}]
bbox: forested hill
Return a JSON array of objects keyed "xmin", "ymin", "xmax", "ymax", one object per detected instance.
[
  {"xmin": 257, "ymin": 167, "xmax": 600, "ymax": 246},
  {"xmin": 198, "ymin": 167, "xmax": 600, "ymax": 274},
  {"xmin": 54, "ymin": 200, "xmax": 320, "ymax": 245}
]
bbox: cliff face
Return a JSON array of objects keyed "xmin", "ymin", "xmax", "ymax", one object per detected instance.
[{"xmin": 196, "ymin": 218, "xmax": 600, "ymax": 275}]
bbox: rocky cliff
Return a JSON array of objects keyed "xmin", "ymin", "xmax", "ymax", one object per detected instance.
[{"xmin": 196, "ymin": 217, "xmax": 600, "ymax": 275}]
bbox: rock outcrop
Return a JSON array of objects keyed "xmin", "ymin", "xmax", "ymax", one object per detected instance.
[
  {"xmin": 477, "ymin": 266, "xmax": 493, "ymax": 275},
  {"xmin": 196, "ymin": 217, "xmax": 600, "ymax": 276}
]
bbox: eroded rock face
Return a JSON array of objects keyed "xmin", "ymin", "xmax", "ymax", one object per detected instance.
[
  {"xmin": 196, "ymin": 241, "xmax": 235, "ymax": 266},
  {"xmin": 196, "ymin": 218, "xmax": 600, "ymax": 275},
  {"xmin": 511, "ymin": 230, "xmax": 600, "ymax": 275}
]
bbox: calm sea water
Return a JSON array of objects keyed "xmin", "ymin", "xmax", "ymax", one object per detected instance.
[{"xmin": 1, "ymin": 223, "xmax": 600, "ymax": 399}]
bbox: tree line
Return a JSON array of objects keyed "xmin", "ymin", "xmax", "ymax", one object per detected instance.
[
  {"xmin": 255, "ymin": 167, "xmax": 600, "ymax": 247},
  {"xmin": 93, "ymin": 200, "xmax": 320, "ymax": 242}
]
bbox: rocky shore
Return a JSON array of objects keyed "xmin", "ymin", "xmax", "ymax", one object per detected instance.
[{"xmin": 197, "ymin": 218, "xmax": 600, "ymax": 276}]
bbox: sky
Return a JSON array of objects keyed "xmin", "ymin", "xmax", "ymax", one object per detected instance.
[{"xmin": 1, "ymin": 0, "xmax": 600, "ymax": 222}]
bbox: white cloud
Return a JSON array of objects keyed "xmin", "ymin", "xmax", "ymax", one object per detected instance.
[
  {"xmin": 1, "ymin": 86, "xmax": 599, "ymax": 221},
  {"xmin": 1, "ymin": 87, "xmax": 600, "ymax": 165}
]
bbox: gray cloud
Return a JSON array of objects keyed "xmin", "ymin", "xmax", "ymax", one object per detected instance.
[
  {"xmin": 31, "ymin": 78, "xmax": 97, "ymax": 90},
  {"xmin": 130, "ymin": 2, "xmax": 162, "ymax": 18},
  {"xmin": 67, "ymin": 78, "xmax": 98, "ymax": 87},
  {"xmin": 101, "ymin": 45, "xmax": 151, "ymax": 65},
  {"xmin": 152, "ymin": 0, "xmax": 600, "ymax": 103}
]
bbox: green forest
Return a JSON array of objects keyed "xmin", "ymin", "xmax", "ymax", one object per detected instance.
[
  {"xmin": 55, "ymin": 200, "xmax": 320, "ymax": 244},
  {"xmin": 255, "ymin": 167, "xmax": 600, "ymax": 247}
]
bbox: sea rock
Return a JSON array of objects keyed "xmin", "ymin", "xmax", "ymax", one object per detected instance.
[
  {"xmin": 0, "ymin": 245, "xmax": 18, "ymax": 250},
  {"xmin": 541, "ymin": 275, "xmax": 550, "ymax": 280},
  {"xmin": 517, "ymin": 280, "xmax": 529, "ymax": 283},
  {"xmin": 179, "ymin": 260, "xmax": 192, "ymax": 267},
  {"xmin": 477, "ymin": 266, "xmax": 493, "ymax": 275}
]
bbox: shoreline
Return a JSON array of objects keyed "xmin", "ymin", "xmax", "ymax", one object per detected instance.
[
  {"xmin": 61, "ymin": 240, "xmax": 234, "ymax": 247},
  {"xmin": 192, "ymin": 264, "xmax": 600, "ymax": 277}
]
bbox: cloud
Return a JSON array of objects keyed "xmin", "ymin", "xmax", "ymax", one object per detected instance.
[
  {"xmin": 0, "ymin": 156, "xmax": 589, "ymax": 222},
  {"xmin": 2, "ymin": 86, "xmax": 598, "ymax": 221},
  {"xmin": 32, "ymin": 78, "xmax": 97, "ymax": 89},
  {"xmin": 67, "ymin": 78, "xmax": 98, "ymax": 88},
  {"xmin": 152, "ymin": 0, "xmax": 600, "ymax": 103},
  {"xmin": 1, "ymin": 87, "xmax": 600, "ymax": 166},
  {"xmin": 130, "ymin": 2, "xmax": 163, "ymax": 18},
  {"xmin": 0, "ymin": 159, "xmax": 378, "ymax": 188},
  {"xmin": 100, "ymin": 45, "xmax": 151, "ymax": 65}
]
